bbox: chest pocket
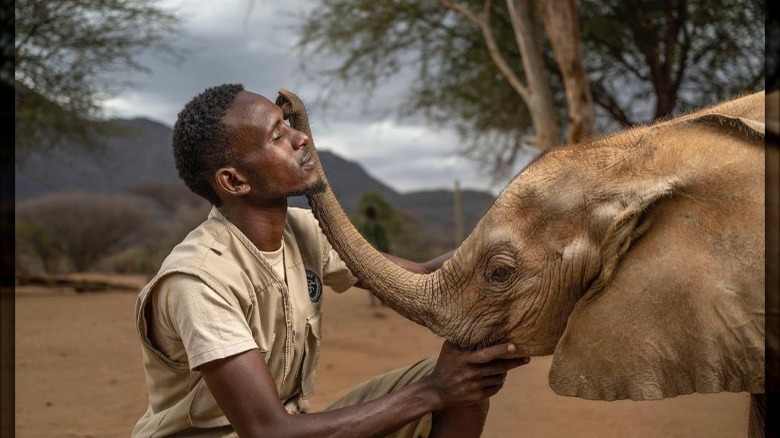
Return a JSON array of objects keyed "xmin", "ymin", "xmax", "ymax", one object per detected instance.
[{"xmin": 300, "ymin": 312, "xmax": 322, "ymax": 400}]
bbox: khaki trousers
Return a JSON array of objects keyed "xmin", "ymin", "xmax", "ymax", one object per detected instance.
[{"xmin": 323, "ymin": 357, "xmax": 438, "ymax": 438}]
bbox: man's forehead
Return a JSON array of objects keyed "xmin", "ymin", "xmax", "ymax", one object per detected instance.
[
  {"xmin": 235, "ymin": 90, "xmax": 274, "ymax": 107},
  {"xmin": 222, "ymin": 90, "xmax": 281, "ymax": 127}
]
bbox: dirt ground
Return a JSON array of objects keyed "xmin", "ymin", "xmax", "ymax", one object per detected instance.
[{"xmin": 15, "ymin": 277, "xmax": 750, "ymax": 437}]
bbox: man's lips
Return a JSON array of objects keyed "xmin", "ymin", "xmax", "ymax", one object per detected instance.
[{"xmin": 300, "ymin": 150, "xmax": 314, "ymax": 168}]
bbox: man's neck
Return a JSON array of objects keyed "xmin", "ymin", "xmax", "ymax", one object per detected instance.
[{"xmin": 218, "ymin": 199, "xmax": 288, "ymax": 252}]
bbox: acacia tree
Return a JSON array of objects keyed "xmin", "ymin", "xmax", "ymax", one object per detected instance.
[
  {"xmin": 297, "ymin": 0, "xmax": 593, "ymax": 174},
  {"xmin": 15, "ymin": 192, "xmax": 160, "ymax": 272},
  {"xmin": 439, "ymin": 0, "xmax": 595, "ymax": 149},
  {"xmin": 14, "ymin": 0, "xmax": 179, "ymax": 159},
  {"xmin": 580, "ymin": 0, "xmax": 764, "ymax": 127},
  {"xmin": 296, "ymin": 0, "xmax": 764, "ymax": 174}
]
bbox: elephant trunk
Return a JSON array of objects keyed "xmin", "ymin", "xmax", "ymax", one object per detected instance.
[{"xmin": 280, "ymin": 91, "xmax": 454, "ymax": 336}]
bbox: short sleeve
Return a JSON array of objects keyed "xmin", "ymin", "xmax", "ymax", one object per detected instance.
[{"xmin": 152, "ymin": 274, "xmax": 258, "ymax": 370}]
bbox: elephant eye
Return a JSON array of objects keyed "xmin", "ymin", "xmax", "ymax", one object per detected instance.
[
  {"xmin": 484, "ymin": 249, "xmax": 519, "ymax": 289},
  {"xmin": 489, "ymin": 267, "xmax": 512, "ymax": 283}
]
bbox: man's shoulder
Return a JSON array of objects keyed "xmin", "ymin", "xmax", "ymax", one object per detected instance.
[
  {"xmin": 157, "ymin": 217, "xmax": 234, "ymax": 272},
  {"xmin": 286, "ymin": 207, "xmax": 323, "ymax": 236},
  {"xmin": 286, "ymin": 206, "xmax": 316, "ymax": 223}
]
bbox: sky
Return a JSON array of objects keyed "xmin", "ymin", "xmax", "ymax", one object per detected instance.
[{"xmin": 102, "ymin": 0, "xmax": 537, "ymax": 195}]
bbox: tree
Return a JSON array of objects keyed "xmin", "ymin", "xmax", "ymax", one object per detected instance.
[
  {"xmin": 295, "ymin": 0, "xmax": 764, "ymax": 175},
  {"xmin": 14, "ymin": 0, "xmax": 179, "ymax": 159},
  {"xmin": 579, "ymin": 0, "xmax": 765, "ymax": 127},
  {"xmin": 296, "ymin": 0, "xmax": 589, "ymax": 174},
  {"xmin": 438, "ymin": 0, "xmax": 595, "ymax": 149},
  {"xmin": 15, "ymin": 192, "xmax": 161, "ymax": 272},
  {"xmin": 351, "ymin": 191, "xmax": 405, "ymax": 242}
]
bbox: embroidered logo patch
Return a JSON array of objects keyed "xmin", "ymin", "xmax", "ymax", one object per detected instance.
[{"xmin": 305, "ymin": 269, "xmax": 322, "ymax": 302}]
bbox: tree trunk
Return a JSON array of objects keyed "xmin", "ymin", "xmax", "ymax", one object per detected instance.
[
  {"xmin": 506, "ymin": 0, "xmax": 561, "ymax": 151},
  {"xmin": 537, "ymin": 0, "xmax": 595, "ymax": 142}
]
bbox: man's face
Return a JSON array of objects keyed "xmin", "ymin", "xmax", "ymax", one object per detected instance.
[{"xmin": 221, "ymin": 90, "xmax": 324, "ymax": 201}]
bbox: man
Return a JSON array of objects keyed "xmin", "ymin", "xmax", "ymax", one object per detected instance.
[
  {"xmin": 358, "ymin": 205, "xmax": 389, "ymax": 307},
  {"xmin": 133, "ymin": 83, "xmax": 529, "ymax": 437},
  {"xmin": 359, "ymin": 206, "xmax": 390, "ymax": 255}
]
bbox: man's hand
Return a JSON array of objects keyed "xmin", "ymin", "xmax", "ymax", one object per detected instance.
[{"xmin": 426, "ymin": 341, "xmax": 530, "ymax": 408}]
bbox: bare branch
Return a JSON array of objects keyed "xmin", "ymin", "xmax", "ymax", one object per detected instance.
[{"xmin": 439, "ymin": 0, "xmax": 529, "ymax": 101}]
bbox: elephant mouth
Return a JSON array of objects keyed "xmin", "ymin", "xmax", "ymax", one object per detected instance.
[
  {"xmin": 455, "ymin": 321, "xmax": 510, "ymax": 352},
  {"xmin": 461, "ymin": 334, "xmax": 509, "ymax": 352}
]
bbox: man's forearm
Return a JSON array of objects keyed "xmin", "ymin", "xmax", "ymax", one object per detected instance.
[
  {"xmin": 203, "ymin": 341, "xmax": 527, "ymax": 438},
  {"xmin": 390, "ymin": 250, "xmax": 453, "ymax": 274},
  {"xmin": 420, "ymin": 250, "xmax": 454, "ymax": 274},
  {"xmin": 244, "ymin": 377, "xmax": 442, "ymax": 438}
]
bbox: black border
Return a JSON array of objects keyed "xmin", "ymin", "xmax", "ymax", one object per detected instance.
[
  {"xmin": 765, "ymin": 0, "xmax": 779, "ymax": 436},
  {"xmin": 1, "ymin": 0, "xmax": 14, "ymax": 435},
  {"xmin": 0, "ymin": 2, "xmax": 777, "ymax": 436}
]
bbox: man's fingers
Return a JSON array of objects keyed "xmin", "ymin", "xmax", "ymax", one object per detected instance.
[
  {"xmin": 468, "ymin": 343, "xmax": 520, "ymax": 364},
  {"xmin": 480, "ymin": 382, "xmax": 505, "ymax": 399},
  {"xmin": 479, "ymin": 373, "xmax": 507, "ymax": 388},
  {"xmin": 476, "ymin": 357, "xmax": 530, "ymax": 377}
]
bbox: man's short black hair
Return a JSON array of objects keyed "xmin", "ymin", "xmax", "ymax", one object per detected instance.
[{"xmin": 172, "ymin": 83, "xmax": 245, "ymax": 206}]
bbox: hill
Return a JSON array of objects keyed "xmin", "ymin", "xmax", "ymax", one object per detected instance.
[{"xmin": 15, "ymin": 117, "xmax": 495, "ymax": 247}]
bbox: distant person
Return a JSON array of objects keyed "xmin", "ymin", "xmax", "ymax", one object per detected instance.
[
  {"xmin": 132, "ymin": 84, "xmax": 529, "ymax": 438},
  {"xmin": 359, "ymin": 205, "xmax": 390, "ymax": 306}
]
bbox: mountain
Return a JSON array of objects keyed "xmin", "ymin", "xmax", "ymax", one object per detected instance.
[
  {"xmin": 15, "ymin": 117, "xmax": 495, "ymax": 242},
  {"xmin": 15, "ymin": 118, "xmax": 175, "ymax": 199}
]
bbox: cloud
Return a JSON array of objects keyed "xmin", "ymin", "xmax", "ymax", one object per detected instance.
[
  {"xmin": 102, "ymin": 0, "xmax": 517, "ymax": 195},
  {"xmin": 315, "ymin": 118, "xmax": 518, "ymax": 194}
]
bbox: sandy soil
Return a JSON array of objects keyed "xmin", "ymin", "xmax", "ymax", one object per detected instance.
[{"xmin": 15, "ymin": 278, "xmax": 750, "ymax": 437}]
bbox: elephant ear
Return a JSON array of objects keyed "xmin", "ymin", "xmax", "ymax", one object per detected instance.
[
  {"xmin": 549, "ymin": 113, "xmax": 765, "ymax": 401},
  {"xmin": 688, "ymin": 113, "xmax": 765, "ymax": 138}
]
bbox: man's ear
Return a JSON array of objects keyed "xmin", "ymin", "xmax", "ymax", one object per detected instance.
[{"xmin": 215, "ymin": 167, "xmax": 250, "ymax": 198}]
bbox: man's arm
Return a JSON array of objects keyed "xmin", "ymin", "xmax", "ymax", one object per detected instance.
[
  {"xmin": 385, "ymin": 250, "xmax": 454, "ymax": 274},
  {"xmin": 200, "ymin": 341, "xmax": 528, "ymax": 438}
]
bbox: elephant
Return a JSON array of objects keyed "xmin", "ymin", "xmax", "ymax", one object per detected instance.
[{"xmin": 276, "ymin": 90, "xmax": 767, "ymax": 436}]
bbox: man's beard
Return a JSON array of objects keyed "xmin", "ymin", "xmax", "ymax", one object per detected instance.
[
  {"xmin": 246, "ymin": 165, "xmax": 327, "ymax": 200},
  {"xmin": 286, "ymin": 180, "xmax": 327, "ymax": 198}
]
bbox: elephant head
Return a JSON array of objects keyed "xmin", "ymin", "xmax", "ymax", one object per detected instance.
[{"xmin": 277, "ymin": 90, "xmax": 766, "ymax": 402}]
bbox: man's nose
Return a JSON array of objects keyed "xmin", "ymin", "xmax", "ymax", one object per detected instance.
[{"xmin": 291, "ymin": 128, "xmax": 309, "ymax": 150}]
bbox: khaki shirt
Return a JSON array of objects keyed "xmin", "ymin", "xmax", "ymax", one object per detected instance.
[{"xmin": 133, "ymin": 207, "xmax": 356, "ymax": 437}]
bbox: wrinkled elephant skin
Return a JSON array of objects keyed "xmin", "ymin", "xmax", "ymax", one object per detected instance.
[{"xmin": 278, "ymin": 91, "xmax": 767, "ymax": 410}]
